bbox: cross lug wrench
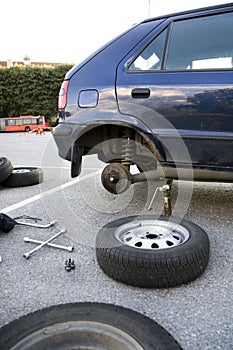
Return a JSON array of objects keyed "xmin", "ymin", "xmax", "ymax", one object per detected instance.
[
  {"xmin": 23, "ymin": 229, "xmax": 66, "ymax": 259},
  {"xmin": 24, "ymin": 237, "xmax": 74, "ymax": 252}
]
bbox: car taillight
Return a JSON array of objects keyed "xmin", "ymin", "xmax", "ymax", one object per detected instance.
[{"xmin": 58, "ymin": 80, "xmax": 69, "ymax": 109}]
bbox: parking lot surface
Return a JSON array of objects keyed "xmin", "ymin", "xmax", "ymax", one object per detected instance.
[{"xmin": 0, "ymin": 132, "xmax": 232, "ymax": 349}]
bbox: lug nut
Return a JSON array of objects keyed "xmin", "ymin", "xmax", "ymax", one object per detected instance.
[{"xmin": 65, "ymin": 258, "xmax": 75, "ymax": 272}]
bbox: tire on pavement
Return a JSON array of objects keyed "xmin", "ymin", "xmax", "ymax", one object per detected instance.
[
  {"xmin": 96, "ymin": 215, "xmax": 210, "ymax": 288},
  {"xmin": 0, "ymin": 302, "xmax": 183, "ymax": 350},
  {"xmin": 0, "ymin": 157, "xmax": 13, "ymax": 184},
  {"xmin": 1, "ymin": 167, "xmax": 43, "ymax": 187}
]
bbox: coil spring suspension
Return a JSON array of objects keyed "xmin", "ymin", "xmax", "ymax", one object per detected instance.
[{"xmin": 121, "ymin": 129, "xmax": 135, "ymax": 167}]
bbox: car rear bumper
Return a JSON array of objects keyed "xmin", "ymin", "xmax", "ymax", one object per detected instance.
[{"xmin": 53, "ymin": 123, "xmax": 86, "ymax": 161}]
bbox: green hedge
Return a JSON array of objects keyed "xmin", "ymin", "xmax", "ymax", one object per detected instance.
[{"xmin": 0, "ymin": 64, "xmax": 74, "ymax": 123}]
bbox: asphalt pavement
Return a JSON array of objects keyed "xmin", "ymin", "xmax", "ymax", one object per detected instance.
[{"xmin": 0, "ymin": 132, "xmax": 232, "ymax": 349}]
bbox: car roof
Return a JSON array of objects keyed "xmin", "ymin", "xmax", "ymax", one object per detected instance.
[{"xmin": 142, "ymin": 2, "xmax": 233, "ymax": 23}]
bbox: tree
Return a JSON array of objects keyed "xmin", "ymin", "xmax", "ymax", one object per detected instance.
[{"xmin": 0, "ymin": 64, "xmax": 73, "ymax": 122}]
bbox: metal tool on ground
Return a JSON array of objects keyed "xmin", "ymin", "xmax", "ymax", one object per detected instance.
[
  {"xmin": 0, "ymin": 213, "xmax": 57, "ymax": 233},
  {"xmin": 24, "ymin": 237, "xmax": 74, "ymax": 252},
  {"xmin": 23, "ymin": 229, "xmax": 66, "ymax": 259},
  {"xmin": 16, "ymin": 219, "xmax": 57, "ymax": 228}
]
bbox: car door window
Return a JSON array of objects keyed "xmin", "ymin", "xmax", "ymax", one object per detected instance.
[
  {"xmin": 128, "ymin": 29, "xmax": 167, "ymax": 71},
  {"xmin": 166, "ymin": 12, "xmax": 233, "ymax": 70}
]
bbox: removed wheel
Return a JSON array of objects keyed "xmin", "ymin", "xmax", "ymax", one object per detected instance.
[
  {"xmin": 0, "ymin": 302, "xmax": 183, "ymax": 350},
  {"xmin": 96, "ymin": 215, "xmax": 210, "ymax": 288},
  {"xmin": 1, "ymin": 167, "xmax": 43, "ymax": 187},
  {"xmin": 0, "ymin": 157, "xmax": 13, "ymax": 184}
]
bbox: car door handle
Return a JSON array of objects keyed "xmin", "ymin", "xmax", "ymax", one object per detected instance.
[{"xmin": 131, "ymin": 88, "xmax": 150, "ymax": 98}]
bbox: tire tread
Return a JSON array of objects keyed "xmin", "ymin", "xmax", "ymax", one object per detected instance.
[
  {"xmin": 2, "ymin": 167, "xmax": 43, "ymax": 187},
  {"xmin": 0, "ymin": 303, "xmax": 183, "ymax": 350},
  {"xmin": 96, "ymin": 215, "xmax": 210, "ymax": 288},
  {"xmin": 0, "ymin": 157, "xmax": 13, "ymax": 184}
]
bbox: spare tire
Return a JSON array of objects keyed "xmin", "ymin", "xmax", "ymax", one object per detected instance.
[
  {"xmin": 96, "ymin": 215, "xmax": 210, "ymax": 288},
  {"xmin": 0, "ymin": 302, "xmax": 182, "ymax": 350},
  {"xmin": 0, "ymin": 157, "xmax": 13, "ymax": 184},
  {"xmin": 2, "ymin": 167, "xmax": 43, "ymax": 187}
]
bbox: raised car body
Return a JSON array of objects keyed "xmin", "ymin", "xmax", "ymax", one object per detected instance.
[{"xmin": 53, "ymin": 3, "xmax": 233, "ymax": 185}]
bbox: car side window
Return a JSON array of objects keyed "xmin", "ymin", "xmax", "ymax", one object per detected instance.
[
  {"xmin": 128, "ymin": 29, "xmax": 167, "ymax": 71},
  {"xmin": 166, "ymin": 12, "xmax": 233, "ymax": 70}
]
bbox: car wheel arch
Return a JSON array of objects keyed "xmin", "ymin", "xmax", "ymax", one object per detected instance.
[{"xmin": 75, "ymin": 121, "xmax": 165, "ymax": 163}]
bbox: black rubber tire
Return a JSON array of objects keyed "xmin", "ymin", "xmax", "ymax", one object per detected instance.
[
  {"xmin": 96, "ymin": 215, "xmax": 210, "ymax": 288},
  {"xmin": 0, "ymin": 302, "xmax": 183, "ymax": 350},
  {"xmin": 0, "ymin": 157, "xmax": 13, "ymax": 184},
  {"xmin": 1, "ymin": 167, "xmax": 43, "ymax": 187}
]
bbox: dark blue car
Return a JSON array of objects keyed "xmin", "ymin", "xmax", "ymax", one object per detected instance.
[
  {"xmin": 52, "ymin": 3, "xmax": 233, "ymax": 289},
  {"xmin": 53, "ymin": 2, "xmax": 233, "ymax": 195}
]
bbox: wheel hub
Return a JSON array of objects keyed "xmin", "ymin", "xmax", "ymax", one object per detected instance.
[
  {"xmin": 108, "ymin": 170, "xmax": 120, "ymax": 183},
  {"xmin": 101, "ymin": 163, "xmax": 131, "ymax": 194}
]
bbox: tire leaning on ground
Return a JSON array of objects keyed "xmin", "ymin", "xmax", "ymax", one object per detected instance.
[
  {"xmin": 0, "ymin": 157, "xmax": 13, "ymax": 184},
  {"xmin": 1, "ymin": 167, "xmax": 43, "ymax": 187},
  {"xmin": 0, "ymin": 302, "xmax": 183, "ymax": 350},
  {"xmin": 96, "ymin": 215, "xmax": 210, "ymax": 288}
]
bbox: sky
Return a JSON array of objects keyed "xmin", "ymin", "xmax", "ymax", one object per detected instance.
[{"xmin": 1, "ymin": 0, "xmax": 232, "ymax": 65}]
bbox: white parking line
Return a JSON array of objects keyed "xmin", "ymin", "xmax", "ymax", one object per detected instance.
[
  {"xmin": 1, "ymin": 171, "xmax": 100, "ymax": 214},
  {"xmin": 14, "ymin": 165, "xmax": 70, "ymax": 169},
  {"xmin": 14, "ymin": 165, "xmax": 101, "ymax": 170}
]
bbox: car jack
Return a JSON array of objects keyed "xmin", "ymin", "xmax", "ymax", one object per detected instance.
[{"xmin": 148, "ymin": 179, "xmax": 173, "ymax": 216}]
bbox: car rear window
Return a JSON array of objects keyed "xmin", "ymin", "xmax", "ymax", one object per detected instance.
[{"xmin": 128, "ymin": 29, "xmax": 168, "ymax": 71}]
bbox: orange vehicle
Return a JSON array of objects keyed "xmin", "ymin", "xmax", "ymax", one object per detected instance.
[{"xmin": 0, "ymin": 115, "xmax": 49, "ymax": 132}]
